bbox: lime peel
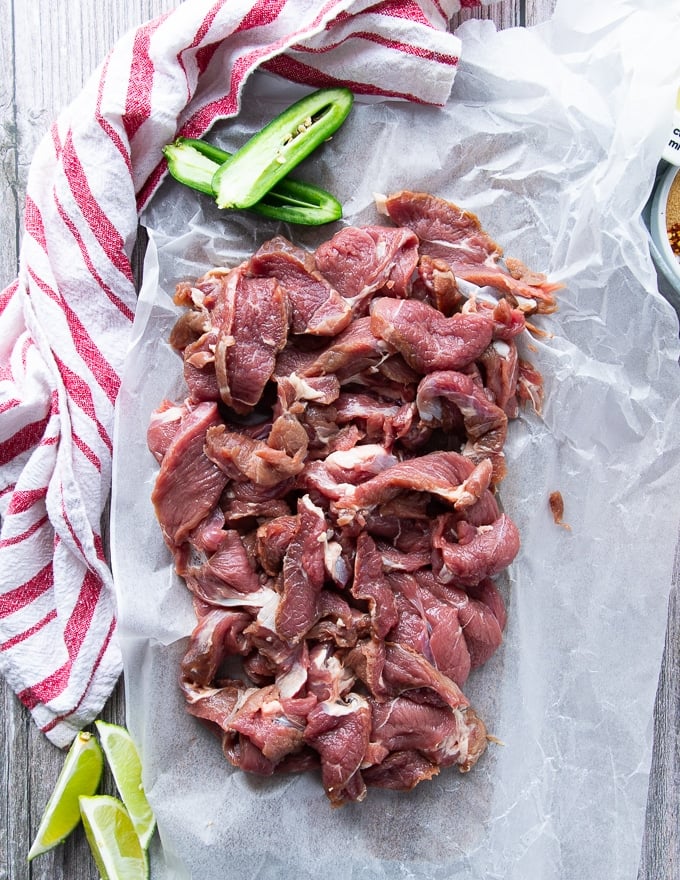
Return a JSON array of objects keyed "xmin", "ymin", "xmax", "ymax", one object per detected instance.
[
  {"xmin": 79, "ymin": 794, "xmax": 149, "ymax": 880},
  {"xmin": 27, "ymin": 730, "xmax": 104, "ymax": 860},
  {"xmin": 95, "ymin": 720, "xmax": 156, "ymax": 849}
]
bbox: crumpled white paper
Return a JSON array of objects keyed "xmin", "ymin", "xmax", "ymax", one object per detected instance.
[{"xmin": 111, "ymin": 4, "xmax": 680, "ymax": 879}]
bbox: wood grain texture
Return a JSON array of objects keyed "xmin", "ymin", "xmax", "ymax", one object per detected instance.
[
  {"xmin": 451, "ymin": 0, "xmax": 524, "ymax": 29},
  {"xmin": 0, "ymin": 6, "xmax": 178, "ymax": 880},
  {"xmin": 0, "ymin": 1, "xmax": 675, "ymax": 879}
]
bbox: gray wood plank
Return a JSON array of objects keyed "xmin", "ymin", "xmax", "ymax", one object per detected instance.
[
  {"xmin": 1, "ymin": 5, "xmax": 176, "ymax": 879},
  {"xmin": 449, "ymin": 0, "xmax": 557, "ymax": 30},
  {"xmin": 525, "ymin": 0, "xmax": 558, "ymax": 26},
  {"xmin": 639, "ymin": 574, "xmax": 680, "ymax": 880},
  {"xmin": 450, "ymin": 0, "xmax": 521, "ymax": 29},
  {"xmin": 0, "ymin": 0, "xmax": 19, "ymax": 291}
]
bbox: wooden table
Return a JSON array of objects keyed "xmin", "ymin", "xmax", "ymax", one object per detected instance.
[{"xmin": 1, "ymin": 1, "xmax": 677, "ymax": 878}]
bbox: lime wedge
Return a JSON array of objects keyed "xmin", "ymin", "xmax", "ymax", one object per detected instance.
[
  {"xmin": 95, "ymin": 721, "xmax": 156, "ymax": 848},
  {"xmin": 28, "ymin": 730, "xmax": 104, "ymax": 860},
  {"xmin": 79, "ymin": 795, "xmax": 148, "ymax": 880}
]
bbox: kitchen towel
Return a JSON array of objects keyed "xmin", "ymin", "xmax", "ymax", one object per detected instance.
[{"xmin": 0, "ymin": 0, "xmax": 497, "ymax": 748}]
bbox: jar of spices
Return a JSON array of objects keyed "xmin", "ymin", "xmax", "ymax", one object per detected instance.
[{"xmin": 648, "ymin": 162, "xmax": 680, "ymax": 315}]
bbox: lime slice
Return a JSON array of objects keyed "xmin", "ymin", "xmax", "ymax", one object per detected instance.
[
  {"xmin": 28, "ymin": 730, "xmax": 104, "ymax": 860},
  {"xmin": 79, "ymin": 795, "xmax": 148, "ymax": 880},
  {"xmin": 95, "ymin": 721, "xmax": 156, "ymax": 848}
]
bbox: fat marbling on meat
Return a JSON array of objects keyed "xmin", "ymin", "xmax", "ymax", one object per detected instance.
[{"xmin": 148, "ymin": 190, "xmax": 559, "ymax": 806}]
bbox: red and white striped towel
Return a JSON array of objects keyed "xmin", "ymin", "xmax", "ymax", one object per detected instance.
[{"xmin": 0, "ymin": 0, "xmax": 497, "ymax": 748}]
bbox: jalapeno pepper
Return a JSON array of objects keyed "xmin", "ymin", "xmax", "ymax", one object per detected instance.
[
  {"xmin": 163, "ymin": 140, "xmax": 218, "ymax": 196},
  {"xmin": 211, "ymin": 87, "xmax": 354, "ymax": 210},
  {"xmin": 162, "ymin": 137, "xmax": 343, "ymax": 226}
]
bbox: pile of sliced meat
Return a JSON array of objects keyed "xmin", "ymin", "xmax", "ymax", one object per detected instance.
[{"xmin": 148, "ymin": 191, "xmax": 559, "ymax": 806}]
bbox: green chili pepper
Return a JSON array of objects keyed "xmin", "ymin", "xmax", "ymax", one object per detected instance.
[
  {"xmin": 163, "ymin": 140, "xmax": 219, "ymax": 196},
  {"xmin": 211, "ymin": 87, "xmax": 354, "ymax": 210},
  {"xmin": 162, "ymin": 138, "xmax": 343, "ymax": 226}
]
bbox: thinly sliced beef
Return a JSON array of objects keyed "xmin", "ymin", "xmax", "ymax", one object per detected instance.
[
  {"xmin": 181, "ymin": 608, "xmax": 252, "ymax": 689},
  {"xmin": 481, "ymin": 297, "xmax": 527, "ymax": 342},
  {"xmin": 168, "ymin": 305, "xmax": 211, "ymax": 352},
  {"xmin": 146, "ymin": 400, "xmax": 187, "ymax": 463},
  {"xmin": 332, "ymin": 393, "xmax": 416, "ymax": 446},
  {"xmin": 186, "ymin": 506, "xmax": 227, "ymax": 554},
  {"xmin": 412, "ymin": 254, "xmax": 463, "ymax": 315},
  {"xmin": 378, "ymin": 190, "xmax": 561, "ymax": 313},
  {"xmin": 300, "ymin": 316, "xmax": 390, "ymax": 382},
  {"xmin": 302, "ymin": 444, "xmax": 398, "ymax": 502},
  {"xmin": 394, "ymin": 570, "xmax": 503, "ymax": 679},
  {"xmin": 153, "ymin": 193, "xmax": 556, "ymax": 805},
  {"xmin": 468, "ymin": 576, "xmax": 508, "ymax": 632},
  {"xmin": 391, "ymin": 573, "xmax": 472, "ymax": 686},
  {"xmin": 221, "ymin": 490, "xmax": 292, "ymax": 526},
  {"xmin": 314, "ymin": 225, "xmax": 419, "ymax": 313},
  {"xmin": 351, "ymin": 533, "xmax": 398, "ymax": 639},
  {"xmin": 150, "ymin": 402, "xmax": 227, "ymax": 547},
  {"xmin": 199, "ymin": 529, "xmax": 261, "ymax": 594},
  {"xmin": 382, "ymin": 642, "xmax": 469, "ymax": 709},
  {"xmin": 425, "ymin": 604, "xmax": 471, "ymax": 685},
  {"xmin": 268, "ymin": 411, "xmax": 309, "ymax": 458},
  {"xmin": 517, "ymin": 357, "xmax": 545, "ymax": 414},
  {"xmin": 214, "ymin": 267, "xmax": 289, "ymax": 414},
  {"xmin": 205, "ymin": 425, "xmax": 305, "ymax": 487},
  {"xmin": 432, "ymin": 512, "xmax": 520, "ymax": 586},
  {"xmin": 478, "ymin": 339, "xmax": 520, "ymax": 418},
  {"xmin": 228, "ymin": 685, "xmax": 309, "ymax": 763},
  {"xmin": 256, "ymin": 516, "xmax": 298, "ymax": 575},
  {"xmin": 182, "ymin": 680, "xmax": 250, "ymax": 731},
  {"xmin": 250, "ymin": 235, "xmax": 352, "ymax": 335},
  {"xmin": 369, "ymin": 695, "xmax": 487, "ymax": 772},
  {"xmin": 224, "ymin": 735, "xmax": 277, "ymax": 775},
  {"xmin": 415, "ymin": 370, "xmax": 508, "ymax": 479},
  {"xmin": 343, "ymin": 636, "xmax": 387, "ymax": 698},
  {"xmin": 378, "ymin": 541, "xmax": 430, "ymax": 573},
  {"xmin": 276, "ymin": 496, "xmax": 327, "ymax": 645},
  {"xmin": 307, "ymin": 591, "xmax": 370, "ymax": 647},
  {"xmin": 370, "ymin": 297, "xmax": 494, "ymax": 373},
  {"xmin": 362, "ymin": 749, "xmax": 440, "ymax": 791},
  {"xmin": 335, "ymin": 450, "xmax": 494, "ymax": 516},
  {"xmin": 303, "ymin": 694, "xmax": 371, "ymax": 806},
  {"xmin": 378, "ymin": 191, "xmax": 502, "ymax": 267},
  {"xmin": 275, "ymin": 373, "xmax": 341, "ymax": 408},
  {"xmin": 307, "ymin": 644, "xmax": 356, "ymax": 702}
]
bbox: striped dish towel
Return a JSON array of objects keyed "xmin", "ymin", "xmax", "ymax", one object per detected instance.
[{"xmin": 0, "ymin": 0, "xmax": 497, "ymax": 748}]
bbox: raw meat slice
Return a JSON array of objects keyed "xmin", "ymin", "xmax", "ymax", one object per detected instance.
[
  {"xmin": 205, "ymin": 425, "xmax": 306, "ymax": 487},
  {"xmin": 369, "ymin": 695, "xmax": 487, "ymax": 773},
  {"xmin": 350, "ymin": 533, "xmax": 398, "ymax": 639},
  {"xmin": 276, "ymin": 496, "xmax": 328, "ymax": 645},
  {"xmin": 314, "ymin": 225, "xmax": 419, "ymax": 313},
  {"xmin": 214, "ymin": 267, "xmax": 290, "ymax": 414},
  {"xmin": 250, "ymin": 235, "xmax": 352, "ymax": 335},
  {"xmin": 362, "ymin": 749, "xmax": 440, "ymax": 791},
  {"xmin": 415, "ymin": 370, "xmax": 508, "ymax": 479},
  {"xmin": 303, "ymin": 694, "xmax": 372, "ymax": 806},
  {"xmin": 370, "ymin": 296, "xmax": 494, "ymax": 373},
  {"xmin": 378, "ymin": 190, "xmax": 561, "ymax": 312},
  {"xmin": 301, "ymin": 316, "xmax": 390, "ymax": 382},
  {"xmin": 432, "ymin": 513, "xmax": 521, "ymax": 586},
  {"xmin": 412, "ymin": 254, "xmax": 463, "ymax": 315},
  {"xmin": 150, "ymin": 402, "xmax": 227, "ymax": 547},
  {"xmin": 146, "ymin": 400, "xmax": 187, "ymax": 463},
  {"xmin": 229, "ymin": 685, "xmax": 309, "ymax": 763},
  {"xmin": 334, "ymin": 450, "xmax": 494, "ymax": 516}
]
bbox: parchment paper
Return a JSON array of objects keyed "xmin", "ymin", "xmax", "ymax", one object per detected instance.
[{"xmin": 111, "ymin": 4, "xmax": 680, "ymax": 878}]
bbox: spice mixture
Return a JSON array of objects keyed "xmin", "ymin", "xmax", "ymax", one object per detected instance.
[{"xmin": 667, "ymin": 171, "xmax": 680, "ymax": 258}]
